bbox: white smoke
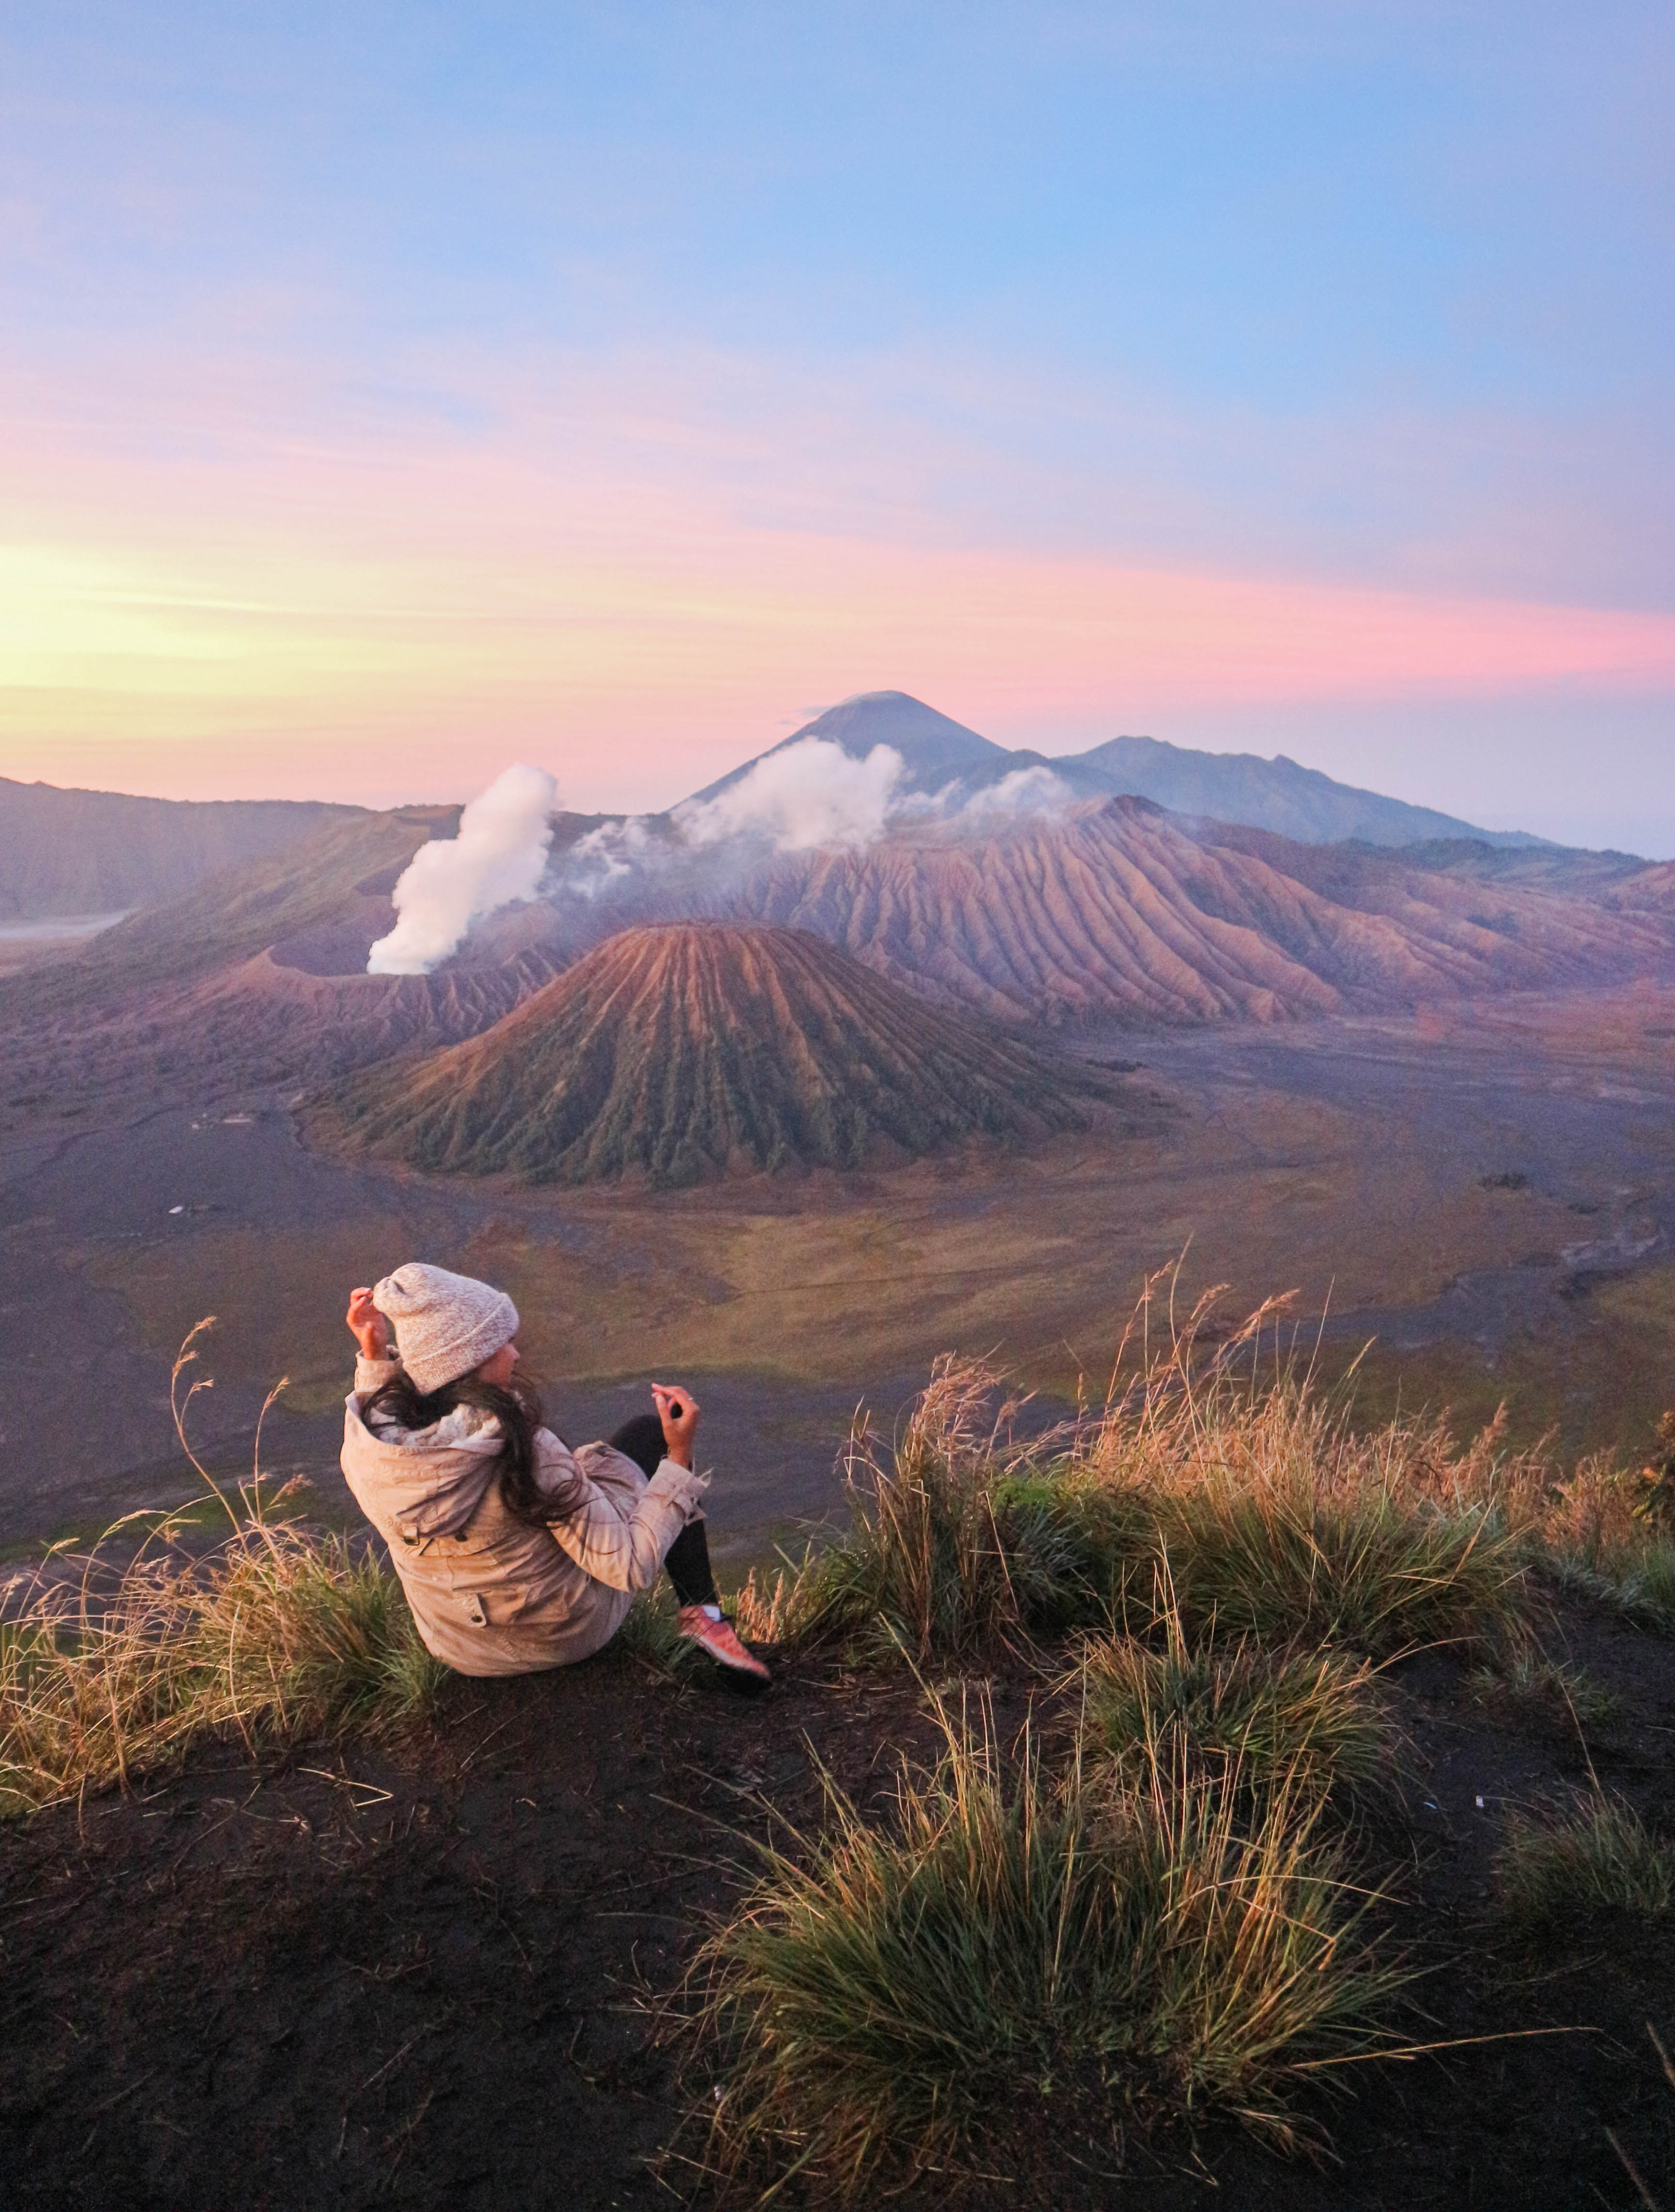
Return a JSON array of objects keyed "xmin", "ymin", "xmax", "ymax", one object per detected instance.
[
  {"xmin": 533, "ymin": 739, "xmax": 909, "ymax": 913},
  {"xmin": 673, "ymin": 738, "xmax": 905, "ymax": 851},
  {"xmin": 938, "ymin": 764, "xmax": 1076, "ymax": 821},
  {"xmin": 559, "ymin": 813, "xmax": 664, "ymax": 898},
  {"xmin": 367, "ymin": 763, "xmax": 558, "ymax": 975},
  {"xmin": 888, "ymin": 762, "xmax": 1078, "ymax": 826},
  {"xmin": 395, "ymin": 740, "xmax": 1082, "ymax": 965}
]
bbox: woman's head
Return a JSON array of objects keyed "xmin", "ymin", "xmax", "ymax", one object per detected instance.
[
  {"xmin": 360, "ymin": 1267, "xmax": 581, "ymax": 1526},
  {"xmin": 373, "ymin": 1262, "xmax": 519, "ymax": 1393}
]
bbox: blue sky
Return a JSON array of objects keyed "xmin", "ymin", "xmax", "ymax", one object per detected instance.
[{"xmin": 2, "ymin": 3, "xmax": 1671, "ymax": 845}]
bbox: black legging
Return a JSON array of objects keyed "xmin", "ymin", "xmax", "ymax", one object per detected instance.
[{"xmin": 608, "ymin": 1413, "xmax": 720, "ymax": 1610}]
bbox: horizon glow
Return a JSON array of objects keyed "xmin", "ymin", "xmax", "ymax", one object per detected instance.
[{"xmin": 2, "ymin": 5, "xmax": 1672, "ymax": 851}]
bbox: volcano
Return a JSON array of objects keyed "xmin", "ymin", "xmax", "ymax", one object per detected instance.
[{"xmin": 306, "ymin": 923, "xmax": 1118, "ymax": 1185}]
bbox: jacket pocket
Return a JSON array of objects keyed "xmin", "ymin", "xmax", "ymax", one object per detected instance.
[{"xmin": 457, "ymin": 1584, "xmax": 530, "ymax": 1629}]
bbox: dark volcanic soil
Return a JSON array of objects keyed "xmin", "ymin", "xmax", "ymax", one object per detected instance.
[{"xmin": 3, "ymin": 1596, "xmax": 1673, "ymax": 2212}]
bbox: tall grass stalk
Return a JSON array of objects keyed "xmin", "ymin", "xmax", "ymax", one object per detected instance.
[
  {"xmin": 773, "ymin": 1280, "xmax": 1538, "ymax": 1668},
  {"xmin": 687, "ymin": 1694, "xmax": 1405, "ymax": 2202},
  {"xmin": 794, "ymin": 1355, "xmax": 1119, "ymax": 1661},
  {"xmin": 0, "ymin": 1321, "xmax": 444, "ymax": 1815},
  {"xmin": 1075, "ymin": 1281, "xmax": 1530, "ymax": 1656}
]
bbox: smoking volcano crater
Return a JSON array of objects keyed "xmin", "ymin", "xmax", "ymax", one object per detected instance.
[{"xmin": 303, "ymin": 922, "xmax": 1117, "ymax": 1186}]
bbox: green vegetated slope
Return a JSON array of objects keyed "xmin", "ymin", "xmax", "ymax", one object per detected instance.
[{"xmin": 310, "ymin": 922, "xmax": 1117, "ymax": 1185}]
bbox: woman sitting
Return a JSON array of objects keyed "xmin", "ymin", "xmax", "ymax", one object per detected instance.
[{"xmin": 340, "ymin": 1261, "xmax": 769, "ymax": 1683}]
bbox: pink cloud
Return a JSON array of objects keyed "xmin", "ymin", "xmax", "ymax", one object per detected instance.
[{"xmin": 3, "ymin": 354, "xmax": 1672, "ymax": 806}]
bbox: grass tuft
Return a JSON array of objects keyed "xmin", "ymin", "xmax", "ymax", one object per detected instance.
[
  {"xmin": 1495, "ymin": 1792, "xmax": 1675, "ymax": 1925},
  {"xmin": 1147, "ymin": 1479, "xmax": 1526, "ymax": 1658},
  {"xmin": 0, "ymin": 1322, "xmax": 446, "ymax": 1816},
  {"xmin": 0, "ymin": 1529, "xmax": 447, "ymax": 1816},
  {"xmin": 611, "ymin": 1587, "xmax": 694, "ymax": 1675},
  {"xmin": 785, "ymin": 1355, "xmax": 1121, "ymax": 1662},
  {"xmin": 686, "ymin": 1694, "xmax": 1404, "ymax": 2202},
  {"xmin": 770, "ymin": 1282, "xmax": 1536, "ymax": 1670},
  {"xmin": 1466, "ymin": 1648, "xmax": 1621, "ymax": 1731},
  {"xmin": 1076, "ymin": 1601, "xmax": 1394, "ymax": 1807}
]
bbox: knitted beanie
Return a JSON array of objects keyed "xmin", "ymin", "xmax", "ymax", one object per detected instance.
[{"xmin": 372, "ymin": 1262, "xmax": 520, "ymax": 1394}]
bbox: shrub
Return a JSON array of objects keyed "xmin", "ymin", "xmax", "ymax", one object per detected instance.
[
  {"xmin": 687, "ymin": 1698, "xmax": 1404, "ymax": 2202},
  {"xmin": 1495, "ymin": 1792, "xmax": 1675, "ymax": 1925},
  {"xmin": 1149, "ymin": 1480, "xmax": 1526, "ymax": 1658},
  {"xmin": 1548, "ymin": 1537, "xmax": 1675, "ymax": 1633},
  {"xmin": 1073, "ymin": 1290, "xmax": 1529, "ymax": 1658},
  {"xmin": 731, "ymin": 1545, "xmax": 856, "ymax": 1649},
  {"xmin": 205, "ymin": 1528, "xmax": 448, "ymax": 1735},
  {"xmin": 1466, "ymin": 1649, "xmax": 1620, "ymax": 1731},
  {"xmin": 0, "ymin": 1527, "xmax": 446, "ymax": 1815},
  {"xmin": 781, "ymin": 1357, "xmax": 1148, "ymax": 1663},
  {"xmin": 1416, "ymin": 1411, "xmax": 1675, "ymax": 1634},
  {"xmin": 1626, "ymin": 1540, "xmax": 1675, "ymax": 1628}
]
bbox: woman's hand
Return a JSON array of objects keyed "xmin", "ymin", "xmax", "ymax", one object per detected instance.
[
  {"xmin": 346, "ymin": 1287, "xmax": 392, "ymax": 1361},
  {"xmin": 650, "ymin": 1383, "xmax": 701, "ymax": 1469}
]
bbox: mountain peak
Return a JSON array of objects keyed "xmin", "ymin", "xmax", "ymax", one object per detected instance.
[
  {"xmin": 689, "ymin": 691, "xmax": 1008, "ymax": 804},
  {"xmin": 685, "ymin": 695, "xmax": 1553, "ymax": 850},
  {"xmin": 1069, "ymin": 732, "xmax": 1548, "ymax": 848}
]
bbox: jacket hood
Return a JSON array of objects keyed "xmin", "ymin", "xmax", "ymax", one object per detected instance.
[{"xmin": 344, "ymin": 1397, "xmax": 505, "ymax": 1541}]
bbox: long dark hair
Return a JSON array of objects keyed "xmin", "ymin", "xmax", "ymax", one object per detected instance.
[{"xmin": 361, "ymin": 1370, "xmax": 587, "ymax": 1526}]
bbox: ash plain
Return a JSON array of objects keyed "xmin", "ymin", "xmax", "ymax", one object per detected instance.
[{"xmin": 4, "ymin": 979, "xmax": 1674, "ymax": 1566}]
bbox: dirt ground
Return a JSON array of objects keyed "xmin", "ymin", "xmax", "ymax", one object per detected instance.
[{"xmin": 2, "ymin": 1591, "xmax": 1673, "ymax": 2211}]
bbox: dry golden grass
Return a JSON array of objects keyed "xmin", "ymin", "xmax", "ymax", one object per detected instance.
[
  {"xmin": 686, "ymin": 1281, "xmax": 1675, "ymax": 2203},
  {"xmin": 743, "ymin": 1271, "xmax": 1564, "ymax": 1671},
  {"xmin": 1073, "ymin": 1598, "xmax": 1395, "ymax": 1808},
  {"xmin": 0, "ymin": 1322, "xmax": 444, "ymax": 1816},
  {"xmin": 682, "ymin": 1689, "xmax": 1407, "ymax": 2204}
]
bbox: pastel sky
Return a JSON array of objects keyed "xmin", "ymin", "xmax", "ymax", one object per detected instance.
[{"xmin": 2, "ymin": 3, "xmax": 1672, "ymax": 850}]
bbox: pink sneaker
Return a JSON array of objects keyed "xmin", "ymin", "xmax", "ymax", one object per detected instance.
[{"xmin": 677, "ymin": 1606, "xmax": 772, "ymax": 1683}]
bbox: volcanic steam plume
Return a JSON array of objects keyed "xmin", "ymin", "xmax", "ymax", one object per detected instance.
[{"xmin": 367, "ymin": 764, "xmax": 557, "ymax": 974}]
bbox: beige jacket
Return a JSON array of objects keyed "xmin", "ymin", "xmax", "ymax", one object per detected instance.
[{"xmin": 340, "ymin": 1356, "xmax": 709, "ymax": 1676}]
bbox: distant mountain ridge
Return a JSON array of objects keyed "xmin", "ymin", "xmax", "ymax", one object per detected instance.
[
  {"xmin": 2, "ymin": 691, "xmax": 1557, "ymax": 933},
  {"xmin": 691, "ymin": 691, "xmax": 1552, "ymax": 851},
  {"xmin": 1067, "ymin": 732, "xmax": 1550, "ymax": 850},
  {"xmin": 0, "ymin": 777, "xmax": 367, "ymax": 920},
  {"xmin": 6, "ymin": 808, "xmax": 455, "ymax": 1010}
]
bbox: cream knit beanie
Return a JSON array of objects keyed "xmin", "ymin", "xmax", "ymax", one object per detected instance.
[{"xmin": 372, "ymin": 1262, "xmax": 520, "ymax": 1394}]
